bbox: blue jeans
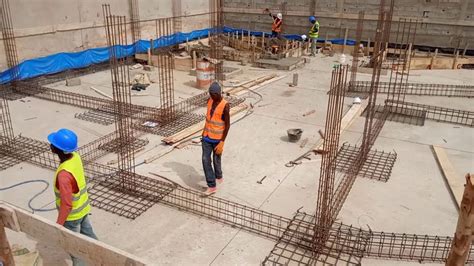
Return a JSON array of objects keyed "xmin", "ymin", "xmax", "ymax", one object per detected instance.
[
  {"xmin": 202, "ymin": 140, "xmax": 222, "ymax": 188},
  {"xmin": 63, "ymin": 214, "xmax": 98, "ymax": 266},
  {"xmin": 311, "ymin": 38, "xmax": 318, "ymax": 55}
]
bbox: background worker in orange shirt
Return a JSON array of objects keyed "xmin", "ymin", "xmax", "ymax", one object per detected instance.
[{"xmin": 264, "ymin": 8, "xmax": 283, "ymax": 38}]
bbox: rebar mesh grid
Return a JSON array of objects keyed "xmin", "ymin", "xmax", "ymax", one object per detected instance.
[
  {"xmin": 335, "ymin": 143, "xmax": 397, "ymax": 182},
  {"xmin": 103, "ymin": 4, "xmax": 137, "ymax": 189},
  {"xmin": 350, "ymin": 81, "xmax": 474, "ymax": 98},
  {"xmin": 0, "ymin": 136, "xmax": 50, "ymax": 170},
  {"xmin": 364, "ymin": 230, "xmax": 473, "ymax": 263},
  {"xmin": 128, "ymin": 0, "xmax": 141, "ymax": 43},
  {"xmin": 385, "ymin": 100, "xmax": 473, "ymax": 127},
  {"xmin": 362, "ymin": 104, "xmax": 427, "ymax": 126},
  {"xmin": 314, "ymin": 65, "xmax": 348, "ymax": 252},
  {"xmin": 135, "ymin": 112, "xmax": 205, "ymax": 137},
  {"xmin": 74, "ymin": 107, "xmax": 116, "ymax": 126},
  {"xmin": 88, "ymin": 171, "xmax": 173, "ymax": 219},
  {"xmin": 98, "ymin": 137, "xmax": 148, "ymax": 154},
  {"xmin": 263, "ymin": 211, "xmax": 368, "ymax": 265},
  {"xmin": 5, "ymin": 135, "xmax": 474, "ymax": 263}
]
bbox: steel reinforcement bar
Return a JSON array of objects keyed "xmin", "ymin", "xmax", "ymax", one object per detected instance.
[
  {"xmin": 4, "ymin": 135, "xmax": 473, "ymax": 263},
  {"xmin": 385, "ymin": 99, "xmax": 473, "ymax": 127},
  {"xmin": 350, "ymin": 81, "xmax": 474, "ymax": 98}
]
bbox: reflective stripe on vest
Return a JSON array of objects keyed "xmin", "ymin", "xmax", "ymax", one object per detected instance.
[
  {"xmin": 54, "ymin": 152, "xmax": 91, "ymax": 221},
  {"xmin": 202, "ymin": 98, "xmax": 227, "ymax": 140},
  {"xmin": 309, "ymin": 21, "xmax": 320, "ymax": 38},
  {"xmin": 272, "ymin": 18, "xmax": 282, "ymax": 32}
]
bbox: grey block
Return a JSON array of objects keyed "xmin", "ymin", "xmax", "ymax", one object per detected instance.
[{"xmin": 66, "ymin": 78, "xmax": 81, "ymax": 86}]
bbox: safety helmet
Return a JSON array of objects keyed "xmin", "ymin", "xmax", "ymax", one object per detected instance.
[
  {"xmin": 301, "ymin": 34, "xmax": 307, "ymax": 41},
  {"xmin": 309, "ymin": 16, "xmax": 316, "ymax": 23},
  {"xmin": 47, "ymin": 128, "xmax": 78, "ymax": 153},
  {"xmin": 353, "ymin": 97, "xmax": 362, "ymax": 104},
  {"xmin": 277, "ymin": 13, "xmax": 283, "ymax": 20}
]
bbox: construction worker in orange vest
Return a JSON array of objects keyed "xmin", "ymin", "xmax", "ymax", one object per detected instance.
[
  {"xmin": 264, "ymin": 8, "xmax": 283, "ymax": 38},
  {"xmin": 201, "ymin": 82, "xmax": 230, "ymax": 196}
]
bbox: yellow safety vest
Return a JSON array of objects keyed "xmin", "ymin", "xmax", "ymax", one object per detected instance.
[
  {"xmin": 309, "ymin": 21, "xmax": 320, "ymax": 39},
  {"xmin": 54, "ymin": 152, "xmax": 91, "ymax": 221}
]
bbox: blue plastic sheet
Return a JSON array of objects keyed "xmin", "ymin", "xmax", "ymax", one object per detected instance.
[
  {"xmin": 0, "ymin": 26, "xmax": 354, "ymax": 84},
  {"xmin": 0, "ymin": 28, "xmax": 211, "ymax": 84}
]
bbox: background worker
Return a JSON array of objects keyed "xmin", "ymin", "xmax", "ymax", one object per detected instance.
[
  {"xmin": 201, "ymin": 82, "xmax": 230, "ymax": 196},
  {"xmin": 264, "ymin": 8, "xmax": 283, "ymax": 38},
  {"xmin": 309, "ymin": 16, "xmax": 320, "ymax": 56},
  {"xmin": 48, "ymin": 128, "xmax": 98, "ymax": 266}
]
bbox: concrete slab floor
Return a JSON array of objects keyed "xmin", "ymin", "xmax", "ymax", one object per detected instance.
[{"xmin": 1, "ymin": 52, "xmax": 473, "ymax": 265}]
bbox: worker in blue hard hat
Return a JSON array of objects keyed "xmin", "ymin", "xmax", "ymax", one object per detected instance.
[
  {"xmin": 48, "ymin": 128, "xmax": 98, "ymax": 265},
  {"xmin": 308, "ymin": 16, "xmax": 320, "ymax": 56}
]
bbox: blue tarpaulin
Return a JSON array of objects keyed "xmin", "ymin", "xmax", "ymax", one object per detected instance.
[
  {"xmin": 0, "ymin": 26, "xmax": 354, "ymax": 84},
  {"xmin": 0, "ymin": 28, "xmax": 212, "ymax": 84}
]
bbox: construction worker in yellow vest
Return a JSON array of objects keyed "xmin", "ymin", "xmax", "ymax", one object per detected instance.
[
  {"xmin": 48, "ymin": 128, "xmax": 97, "ymax": 266},
  {"xmin": 201, "ymin": 82, "xmax": 230, "ymax": 196},
  {"xmin": 309, "ymin": 16, "xmax": 320, "ymax": 56}
]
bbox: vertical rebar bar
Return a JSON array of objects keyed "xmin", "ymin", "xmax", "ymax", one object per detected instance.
[
  {"xmin": 0, "ymin": 0, "xmax": 17, "ymax": 143},
  {"xmin": 103, "ymin": 4, "xmax": 136, "ymax": 191},
  {"xmin": 129, "ymin": 0, "xmax": 141, "ymax": 43}
]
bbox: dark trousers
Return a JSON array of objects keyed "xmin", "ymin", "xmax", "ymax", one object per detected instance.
[{"xmin": 201, "ymin": 140, "xmax": 222, "ymax": 188}]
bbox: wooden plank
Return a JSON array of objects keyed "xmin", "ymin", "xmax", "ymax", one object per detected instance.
[
  {"xmin": 312, "ymin": 102, "xmax": 363, "ymax": 151},
  {"xmin": 0, "ymin": 220, "xmax": 15, "ymax": 266},
  {"xmin": 0, "ymin": 202, "xmax": 147, "ymax": 266},
  {"xmin": 447, "ymin": 173, "xmax": 474, "ymax": 266},
  {"xmin": 432, "ymin": 145, "xmax": 462, "ymax": 208}
]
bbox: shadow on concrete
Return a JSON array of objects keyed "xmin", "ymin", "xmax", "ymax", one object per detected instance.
[
  {"xmin": 280, "ymin": 135, "xmax": 289, "ymax": 142},
  {"xmin": 162, "ymin": 161, "xmax": 205, "ymax": 190}
]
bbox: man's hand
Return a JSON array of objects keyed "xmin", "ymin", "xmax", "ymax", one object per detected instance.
[{"xmin": 214, "ymin": 141, "xmax": 225, "ymax": 155}]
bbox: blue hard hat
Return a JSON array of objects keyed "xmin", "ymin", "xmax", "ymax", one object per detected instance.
[
  {"xmin": 309, "ymin": 16, "xmax": 316, "ymax": 23},
  {"xmin": 47, "ymin": 128, "xmax": 78, "ymax": 153}
]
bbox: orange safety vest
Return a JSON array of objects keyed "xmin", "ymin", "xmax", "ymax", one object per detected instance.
[
  {"xmin": 272, "ymin": 18, "xmax": 282, "ymax": 33},
  {"xmin": 203, "ymin": 98, "xmax": 228, "ymax": 140}
]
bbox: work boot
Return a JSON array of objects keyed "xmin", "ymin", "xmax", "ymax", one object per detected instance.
[{"xmin": 203, "ymin": 187, "xmax": 217, "ymax": 196}]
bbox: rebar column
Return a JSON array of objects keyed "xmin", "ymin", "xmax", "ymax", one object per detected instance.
[
  {"xmin": 128, "ymin": 0, "xmax": 141, "ymax": 43},
  {"xmin": 103, "ymin": 4, "xmax": 137, "ymax": 190},
  {"xmin": 313, "ymin": 65, "xmax": 348, "ymax": 255}
]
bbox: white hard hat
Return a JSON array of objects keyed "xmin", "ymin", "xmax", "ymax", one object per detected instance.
[
  {"xmin": 277, "ymin": 13, "xmax": 283, "ymax": 20},
  {"xmin": 301, "ymin": 34, "xmax": 307, "ymax": 40},
  {"xmin": 353, "ymin": 97, "xmax": 362, "ymax": 104}
]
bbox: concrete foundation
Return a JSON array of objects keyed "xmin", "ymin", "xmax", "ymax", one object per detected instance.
[{"xmin": 1, "ymin": 53, "xmax": 473, "ymax": 265}]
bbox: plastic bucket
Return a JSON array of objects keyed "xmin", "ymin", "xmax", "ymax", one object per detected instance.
[
  {"xmin": 196, "ymin": 60, "xmax": 214, "ymax": 89},
  {"xmin": 287, "ymin": 129, "xmax": 303, "ymax": 142}
]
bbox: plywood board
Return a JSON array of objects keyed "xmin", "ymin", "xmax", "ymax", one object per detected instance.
[{"xmin": 432, "ymin": 145, "xmax": 463, "ymax": 209}]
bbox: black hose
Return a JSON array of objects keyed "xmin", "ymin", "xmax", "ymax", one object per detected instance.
[{"xmin": 0, "ymin": 180, "xmax": 56, "ymax": 212}]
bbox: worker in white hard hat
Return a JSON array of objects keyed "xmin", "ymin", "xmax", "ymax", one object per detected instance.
[
  {"xmin": 264, "ymin": 8, "xmax": 283, "ymax": 38},
  {"xmin": 301, "ymin": 34, "xmax": 307, "ymax": 41}
]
